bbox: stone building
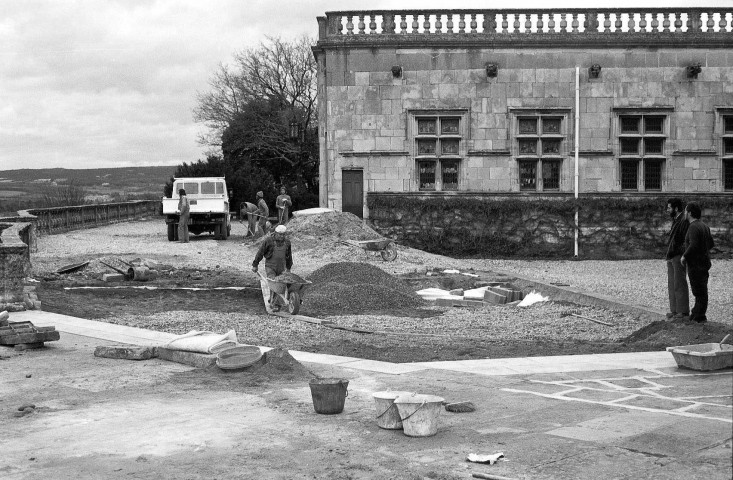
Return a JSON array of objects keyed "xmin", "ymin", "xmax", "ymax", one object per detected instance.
[{"xmin": 312, "ymin": 8, "xmax": 733, "ymax": 257}]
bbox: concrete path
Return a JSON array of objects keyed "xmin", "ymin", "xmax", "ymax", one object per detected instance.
[
  {"xmin": 4, "ymin": 310, "xmax": 731, "ymax": 480},
  {"xmin": 15, "ymin": 310, "xmax": 680, "ymax": 376}
]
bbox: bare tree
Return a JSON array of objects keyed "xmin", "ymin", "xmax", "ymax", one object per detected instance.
[
  {"xmin": 193, "ymin": 35, "xmax": 317, "ymax": 148},
  {"xmin": 40, "ymin": 181, "xmax": 87, "ymax": 208}
]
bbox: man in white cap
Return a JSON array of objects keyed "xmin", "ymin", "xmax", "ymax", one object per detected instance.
[{"xmin": 252, "ymin": 224, "xmax": 292, "ymax": 311}]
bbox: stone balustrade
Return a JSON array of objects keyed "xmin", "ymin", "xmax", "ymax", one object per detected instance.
[
  {"xmin": 21, "ymin": 200, "xmax": 160, "ymax": 235},
  {"xmin": 317, "ymin": 8, "xmax": 732, "ymax": 46}
]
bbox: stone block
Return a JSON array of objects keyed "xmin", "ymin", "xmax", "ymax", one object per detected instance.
[
  {"xmin": 103, "ymin": 273, "xmax": 125, "ymax": 282},
  {"xmin": 157, "ymin": 347, "xmax": 217, "ymax": 369},
  {"xmin": 0, "ymin": 330, "xmax": 60, "ymax": 345},
  {"xmin": 484, "ymin": 290, "xmax": 507, "ymax": 304},
  {"xmin": 94, "ymin": 344, "xmax": 158, "ymax": 360}
]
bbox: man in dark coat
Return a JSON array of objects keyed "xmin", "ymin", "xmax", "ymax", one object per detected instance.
[
  {"xmin": 665, "ymin": 198, "xmax": 689, "ymax": 320},
  {"xmin": 680, "ymin": 202, "xmax": 715, "ymax": 323},
  {"xmin": 252, "ymin": 225, "xmax": 292, "ymax": 311}
]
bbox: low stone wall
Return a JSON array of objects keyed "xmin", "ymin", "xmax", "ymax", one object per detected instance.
[
  {"xmin": 0, "ymin": 223, "xmax": 32, "ymax": 307},
  {"xmin": 367, "ymin": 193, "xmax": 733, "ymax": 259}
]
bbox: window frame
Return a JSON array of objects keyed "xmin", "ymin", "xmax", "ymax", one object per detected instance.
[
  {"xmin": 410, "ymin": 111, "xmax": 467, "ymax": 192},
  {"xmin": 720, "ymin": 111, "xmax": 733, "ymax": 191},
  {"xmin": 512, "ymin": 111, "xmax": 568, "ymax": 192},
  {"xmin": 615, "ymin": 112, "xmax": 669, "ymax": 192}
]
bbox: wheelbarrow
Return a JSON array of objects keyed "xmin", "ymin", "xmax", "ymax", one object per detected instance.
[
  {"xmin": 338, "ymin": 238, "xmax": 398, "ymax": 261},
  {"xmin": 257, "ymin": 270, "xmax": 311, "ymax": 315}
]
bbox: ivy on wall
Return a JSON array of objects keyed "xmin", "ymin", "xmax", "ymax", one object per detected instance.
[{"xmin": 366, "ymin": 194, "xmax": 733, "ymax": 259}]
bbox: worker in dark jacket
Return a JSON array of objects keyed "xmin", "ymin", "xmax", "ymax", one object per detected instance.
[
  {"xmin": 252, "ymin": 225, "xmax": 292, "ymax": 311},
  {"xmin": 177, "ymin": 189, "xmax": 190, "ymax": 243},
  {"xmin": 665, "ymin": 198, "xmax": 689, "ymax": 320},
  {"xmin": 680, "ymin": 202, "xmax": 715, "ymax": 323}
]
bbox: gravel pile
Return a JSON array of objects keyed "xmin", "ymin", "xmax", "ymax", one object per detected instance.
[
  {"xmin": 287, "ymin": 211, "xmax": 381, "ymax": 241},
  {"xmin": 303, "ymin": 262, "xmax": 426, "ymax": 315}
]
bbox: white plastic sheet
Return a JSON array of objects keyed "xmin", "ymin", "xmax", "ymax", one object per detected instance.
[{"xmin": 517, "ymin": 290, "xmax": 549, "ymax": 307}]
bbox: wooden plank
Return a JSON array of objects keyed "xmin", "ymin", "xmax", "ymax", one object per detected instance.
[
  {"xmin": 256, "ymin": 270, "xmax": 273, "ymax": 314},
  {"xmin": 570, "ymin": 313, "xmax": 614, "ymax": 327}
]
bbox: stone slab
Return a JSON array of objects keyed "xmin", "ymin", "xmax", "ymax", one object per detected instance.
[
  {"xmin": 0, "ymin": 330, "xmax": 60, "ymax": 345},
  {"xmin": 94, "ymin": 344, "xmax": 158, "ymax": 360},
  {"xmin": 157, "ymin": 347, "xmax": 218, "ymax": 368},
  {"xmin": 484, "ymin": 290, "xmax": 507, "ymax": 304},
  {"xmin": 102, "ymin": 273, "xmax": 126, "ymax": 282}
]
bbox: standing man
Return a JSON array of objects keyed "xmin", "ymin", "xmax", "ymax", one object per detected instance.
[
  {"xmin": 255, "ymin": 191, "xmax": 269, "ymax": 238},
  {"xmin": 276, "ymin": 186, "xmax": 292, "ymax": 225},
  {"xmin": 240, "ymin": 201, "xmax": 259, "ymax": 237},
  {"xmin": 177, "ymin": 188, "xmax": 190, "ymax": 243},
  {"xmin": 680, "ymin": 202, "xmax": 715, "ymax": 323},
  {"xmin": 252, "ymin": 225, "xmax": 292, "ymax": 311},
  {"xmin": 665, "ymin": 198, "xmax": 689, "ymax": 320}
]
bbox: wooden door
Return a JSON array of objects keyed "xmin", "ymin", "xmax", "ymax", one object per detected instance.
[{"xmin": 342, "ymin": 170, "xmax": 363, "ymax": 218}]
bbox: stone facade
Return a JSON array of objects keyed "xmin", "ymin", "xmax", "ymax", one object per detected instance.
[{"xmin": 313, "ymin": 9, "xmax": 733, "ymax": 220}]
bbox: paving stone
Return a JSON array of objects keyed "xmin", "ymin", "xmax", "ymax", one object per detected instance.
[
  {"xmin": 102, "ymin": 273, "xmax": 126, "ymax": 282},
  {"xmin": 94, "ymin": 344, "xmax": 158, "ymax": 360},
  {"xmin": 484, "ymin": 290, "xmax": 507, "ymax": 304},
  {"xmin": 157, "ymin": 347, "xmax": 217, "ymax": 368}
]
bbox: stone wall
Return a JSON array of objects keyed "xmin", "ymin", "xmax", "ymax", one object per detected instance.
[
  {"xmin": 314, "ymin": 8, "xmax": 733, "ymax": 217},
  {"xmin": 0, "ymin": 223, "xmax": 32, "ymax": 307},
  {"xmin": 367, "ymin": 192, "xmax": 733, "ymax": 259}
]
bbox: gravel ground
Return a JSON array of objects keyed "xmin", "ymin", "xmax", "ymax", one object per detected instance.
[
  {"xmin": 471, "ymin": 258, "xmax": 732, "ymax": 325},
  {"xmin": 32, "ymin": 218, "xmax": 731, "ymax": 327},
  {"xmin": 29, "ymin": 216, "xmax": 732, "ymax": 362}
]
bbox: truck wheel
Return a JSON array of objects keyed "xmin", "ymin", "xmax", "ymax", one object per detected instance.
[
  {"xmin": 226, "ymin": 223, "xmax": 231, "ymax": 238},
  {"xmin": 222, "ymin": 219, "xmax": 229, "ymax": 240},
  {"xmin": 167, "ymin": 224, "xmax": 175, "ymax": 241}
]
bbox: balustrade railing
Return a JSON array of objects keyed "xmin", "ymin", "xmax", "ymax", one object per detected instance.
[
  {"xmin": 319, "ymin": 9, "xmax": 732, "ymax": 40},
  {"xmin": 23, "ymin": 200, "xmax": 160, "ymax": 235}
]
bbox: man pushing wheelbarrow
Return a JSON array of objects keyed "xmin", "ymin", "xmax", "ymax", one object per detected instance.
[{"xmin": 252, "ymin": 225, "xmax": 310, "ymax": 314}]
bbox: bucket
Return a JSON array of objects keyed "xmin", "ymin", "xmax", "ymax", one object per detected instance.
[
  {"xmin": 373, "ymin": 391, "xmax": 413, "ymax": 429},
  {"xmin": 128, "ymin": 266, "xmax": 150, "ymax": 281},
  {"xmin": 394, "ymin": 393, "xmax": 444, "ymax": 437},
  {"xmin": 309, "ymin": 378, "xmax": 349, "ymax": 414}
]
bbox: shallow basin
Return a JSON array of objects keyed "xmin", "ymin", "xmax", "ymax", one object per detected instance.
[{"xmin": 665, "ymin": 343, "xmax": 733, "ymax": 371}]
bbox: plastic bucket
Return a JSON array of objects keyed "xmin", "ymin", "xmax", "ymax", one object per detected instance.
[
  {"xmin": 394, "ymin": 394, "xmax": 444, "ymax": 437},
  {"xmin": 309, "ymin": 378, "xmax": 349, "ymax": 414},
  {"xmin": 373, "ymin": 391, "xmax": 413, "ymax": 429}
]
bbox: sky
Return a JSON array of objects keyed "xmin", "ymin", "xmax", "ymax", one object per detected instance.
[{"xmin": 0, "ymin": 0, "xmax": 728, "ymax": 170}]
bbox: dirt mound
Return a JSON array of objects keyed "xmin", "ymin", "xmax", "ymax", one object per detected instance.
[
  {"xmin": 303, "ymin": 262, "xmax": 426, "ymax": 315},
  {"xmin": 286, "ymin": 211, "xmax": 381, "ymax": 241},
  {"xmin": 623, "ymin": 319, "xmax": 732, "ymax": 347}
]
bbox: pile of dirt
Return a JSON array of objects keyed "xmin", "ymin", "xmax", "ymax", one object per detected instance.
[
  {"xmin": 623, "ymin": 319, "xmax": 732, "ymax": 347},
  {"xmin": 286, "ymin": 211, "xmax": 381, "ymax": 241},
  {"xmin": 302, "ymin": 262, "xmax": 427, "ymax": 316}
]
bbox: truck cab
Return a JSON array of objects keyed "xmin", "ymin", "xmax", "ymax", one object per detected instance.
[{"xmin": 162, "ymin": 177, "xmax": 231, "ymax": 241}]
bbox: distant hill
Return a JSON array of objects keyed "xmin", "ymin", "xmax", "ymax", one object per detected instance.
[{"xmin": 0, "ymin": 166, "xmax": 176, "ymax": 188}]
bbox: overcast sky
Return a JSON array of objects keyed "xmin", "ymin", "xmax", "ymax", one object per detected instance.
[{"xmin": 0, "ymin": 0, "xmax": 727, "ymax": 170}]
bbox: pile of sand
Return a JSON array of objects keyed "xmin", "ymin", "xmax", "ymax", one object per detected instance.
[
  {"xmin": 286, "ymin": 211, "xmax": 381, "ymax": 241},
  {"xmin": 302, "ymin": 262, "xmax": 425, "ymax": 315}
]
